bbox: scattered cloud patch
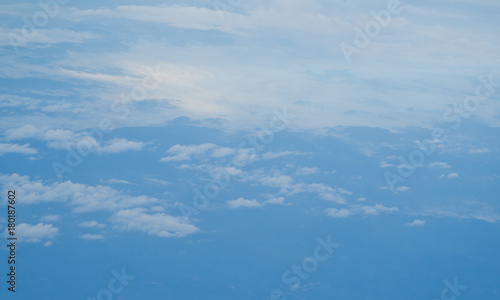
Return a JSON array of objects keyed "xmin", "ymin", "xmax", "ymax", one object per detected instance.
[
  {"xmin": 4, "ymin": 125, "xmax": 144, "ymax": 154},
  {"xmin": 80, "ymin": 234, "xmax": 105, "ymax": 240},
  {"xmin": 0, "ymin": 143, "xmax": 37, "ymax": 155},
  {"xmin": 430, "ymin": 162, "xmax": 451, "ymax": 168},
  {"xmin": 406, "ymin": 219, "xmax": 426, "ymax": 227},
  {"xmin": 326, "ymin": 204, "xmax": 398, "ymax": 218},
  {"xmin": 110, "ymin": 208, "xmax": 199, "ymax": 237},
  {"xmin": 396, "ymin": 186, "xmax": 411, "ymax": 192},
  {"xmin": 40, "ymin": 215, "xmax": 61, "ymax": 222},
  {"xmin": 79, "ymin": 221, "xmax": 106, "ymax": 228},
  {"xmin": 160, "ymin": 143, "xmax": 217, "ymax": 162},
  {"xmin": 227, "ymin": 198, "xmax": 262, "ymax": 209},
  {"xmin": 469, "ymin": 148, "xmax": 490, "ymax": 154},
  {"xmin": 0, "ymin": 173, "xmax": 158, "ymax": 212},
  {"xmin": 295, "ymin": 167, "xmax": 318, "ymax": 175},
  {"xmin": 263, "ymin": 197, "xmax": 286, "ymax": 205},
  {"xmin": 13, "ymin": 223, "xmax": 58, "ymax": 245}
]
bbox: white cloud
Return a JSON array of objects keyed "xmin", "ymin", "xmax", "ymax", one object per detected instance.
[
  {"xmin": 430, "ymin": 162, "xmax": 451, "ymax": 168},
  {"xmin": 160, "ymin": 143, "xmax": 217, "ymax": 162},
  {"xmin": 0, "ymin": 143, "xmax": 37, "ymax": 155},
  {"xmin": 306, "ymin": 183, "xmax": 349, "ymax": 203},
  {"xmin": 325, "ymin": 208, "xmax": 352, "ymax": 218},
  {"xmin": 145, "ymin": 178, "xmax": 171, "ymax": 185},
  {"xmin": 406, "ymin": 219, "xmax": 426, "ymax": 227},
  {"xmin": 100, "ymin": 178, "xmax": 134, "ymax": 185},
  {"xmin": 97, "ymin": 138, "xmax": 144, "ymax": 154},
  {"xmin": 0, "ymin": 94, "xmax": 39, "ymax": 109},
  {"xmin": 72, "ymin": 4, "xmax": 341, "ymax": 35},
  {"xmin": 110, "ymin": 208, "xmax": 199, "ymax": 237},
  {"xmin": 227, "ymin": 198, "xmax": 262, "ymax": 209},
  {"xmin": 0, "ymin": 28, "xmax": 98, "ymax": 47},
  {"xmin": 4, "ymin": 125, "xmax": 143, "ymax": 154},
  {"xmin": 261, "ymin": 151, "xmax": 305, "ymax": 160},
  {"xmin": 160, "ymin": 143, "xmax": 304, "ymax": 169},
  {"xmin": 469, "ymin": 148, "xmax": 490, "ymax": 154},
  {"xmin": 0, "ymin": 173, "xmax": 158, "ymax": 212},
  {"xmin": 79, "ymin": 221, "xmax": 106, "ymax": 228},
  {"xmin": 264, "ymin": 197, "xmax": 286, "ymax": 205},
  {"xmin": 396, "ymin": 186, "xmax": 411, "ymax": 192},
  {"xmin": 13, "ymin": 223, "xmax": 58, "ymax": 244},
  {"xmin": 354, "ymin": 204, "xmax": 399, "ymax": 216},
  {"xmin": 379, "ymin": 161, "xmax": 394, "ymax": 168},
  {"xmin": 295, "ymin": 167, "xmax": 318, "ymax": 175},
  {"xmin": 210, "ymin": 147, "xmax": 235, "ymax": 158},
  {"xmin": 447, "ymin": 173, "xmax": 459, "ymax": 178},
  {"xmin": 80, "ymin": 234, "xmax": 105, "ymax": 240},
  {"xmin": 326, "ymin": 204, "xmax": 398, "ymax": 218},
  {"xmin": 40, "ymin": 215, "xmax": 61, "ymax": 222}
]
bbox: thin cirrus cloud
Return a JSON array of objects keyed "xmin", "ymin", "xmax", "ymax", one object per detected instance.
[
  {"xmin": 0, "ymin": 28, "xmax": 98, "ymax": 48},
  {"xmin": 1, "ymin": 1, "xmax": 499, "ymax": 133}
]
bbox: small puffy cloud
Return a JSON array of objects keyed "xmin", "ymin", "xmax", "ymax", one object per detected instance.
[
  {"xmin": 430, "ymin": 162, "xmax": 451, "ymax": 168},
  {"xmin": 0, "ymin": 143, "xmax": 37, "ymax": 155},
  {"xmin": 79, "ymin": 221, "xmax": 106, "ymax": 228},
  {"xmin": 396, "ymin": 186, "xmax": 411, "ymax": 192},
  {"xmin": 295, "ymin": 167, "xmax": 318, "ymax": 175},
  {"xmin": 447, "ymin": 173, "xmax": 459, "ymax": 178},
  {"xmin": 110, "ymin": 208, "xmax": 199, "ymax": 237},
  {"xmin": 227, "ymin": 198, "xmax": 262, "ymax": 209},
  {"xmin": 80, "ymin": 234, "xmax": 105, "ymax": 240},
  {"xmin": 14, "ymin": 223, "xmax": 58, "ymax": 244},
  {"xmin": 406, "ymin": 219, "xmax": 426, "ymax": 227}
]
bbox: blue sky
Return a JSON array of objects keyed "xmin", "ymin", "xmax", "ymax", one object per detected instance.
[{"xmin": 1, "ymin": 0, "xmax": 500, "ymax": 299}]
